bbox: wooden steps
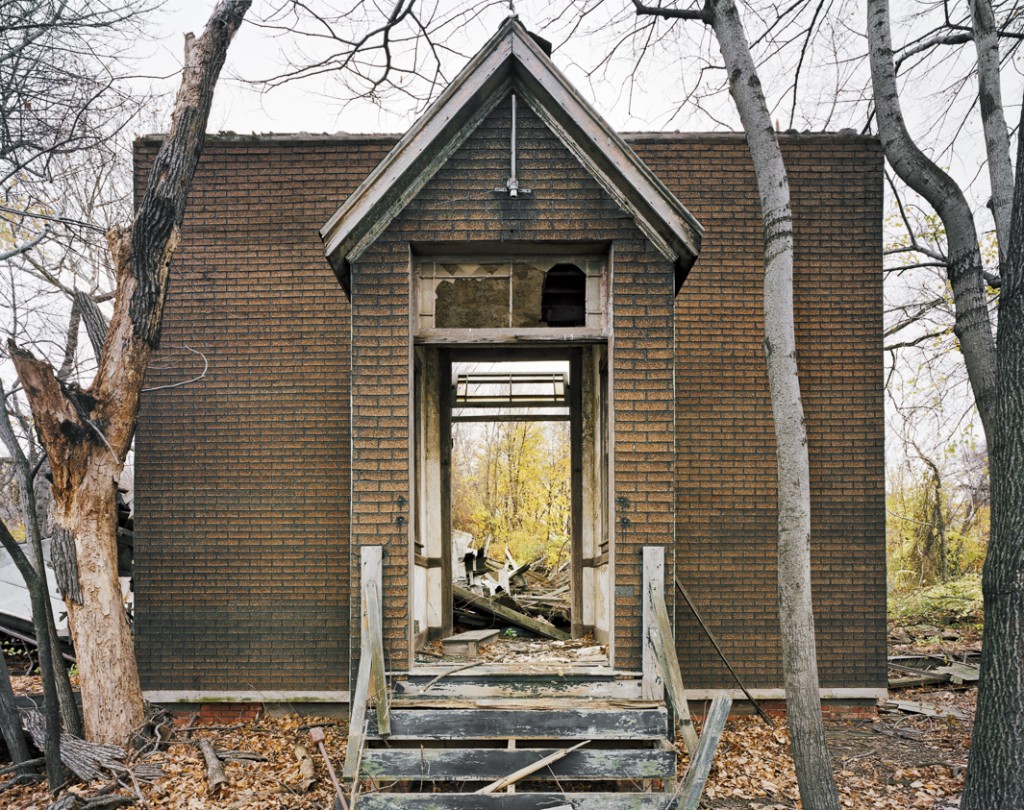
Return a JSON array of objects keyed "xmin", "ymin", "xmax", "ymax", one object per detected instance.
[
  {"xmin": 393, "ymin": 669, "xmax": 643, "ymax": 700},
  {"xmin": 366, "ymin": 705, "xmax": 669, "ymax": 741},
  {"xmin": 357, "ymin": 793, "xmax": 676, "ymax": 809},
  {"xmin": 353, "ymin": 681, "xmax": 679, "ymax": 806},
  {"xmin": 360, "ymin": 746, "xmax": 677, "ymax": 781}
]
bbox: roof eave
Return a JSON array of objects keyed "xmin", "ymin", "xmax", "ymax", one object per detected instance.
[{"xmin": 321, "ymin": 17, "xmax": 704, "ymax": 292}]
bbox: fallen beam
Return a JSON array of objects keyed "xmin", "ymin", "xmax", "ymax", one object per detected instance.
[
  {"xmin": 453, "ymin": 584, "xmax": 569, "ymax": 641},
  {"xmin": 679, "ymin": 695, "xmax": 732, "ymax": 810}
]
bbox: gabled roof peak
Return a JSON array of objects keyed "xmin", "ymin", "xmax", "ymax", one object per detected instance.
[{"xmin": 320, "ymin": 17, "xmax": 702, "ymax": 294}]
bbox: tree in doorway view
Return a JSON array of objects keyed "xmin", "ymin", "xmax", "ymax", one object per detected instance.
[{"xmin": 453, "ymin": 420, "xmax": 571, "ymax": 568}]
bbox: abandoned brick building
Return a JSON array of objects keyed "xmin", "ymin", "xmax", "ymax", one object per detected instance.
[{"xmin": 134, "ymin": 15, "xmax": 885, "ymax": 741}]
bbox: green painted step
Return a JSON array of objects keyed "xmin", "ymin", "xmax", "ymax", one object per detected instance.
[
  {"xmin": 356, "ymin": 793, "xmax": 675, "ymax": 809},
  {"xmin": 365, "ymin": 707, "xmax": 669, "ymax": 741},
  {"xmin": 360, "ymin": 747, "xmax": 676, "ymax": 781}
]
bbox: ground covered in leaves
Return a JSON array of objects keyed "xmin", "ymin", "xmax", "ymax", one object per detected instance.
[
  {"xmin": 3, "ymin": 625, "xmax": 977, "ymax": 809},
  {"xmin": 2, "ymin": 688, "xmax": 974, "ymax": 809},
  {"xmin": 699, "ymin": 694, "xmax": 971, "ymax": 809}
]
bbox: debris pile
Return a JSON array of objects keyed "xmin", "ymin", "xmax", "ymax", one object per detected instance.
[
  {"xmin": 888, "ymin": 652, "xmax": 980, "ymax": 690},
  {"xmin": 452, "ymin": 541, "xmax": 572, "ymax": 641}
]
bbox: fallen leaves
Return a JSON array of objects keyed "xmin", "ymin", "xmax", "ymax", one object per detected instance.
[
  {"xmin": 692, "ymin": 684, "xmax": 973, "ymax": 809},
  {"xmin": 4, "ymin": 714, "xmax": 348, "ymax": 810}
]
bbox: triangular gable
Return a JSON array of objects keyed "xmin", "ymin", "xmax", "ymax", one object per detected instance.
[{"xmin": 320, "ymin": 16, "xmax": 703, "ymax": 294}]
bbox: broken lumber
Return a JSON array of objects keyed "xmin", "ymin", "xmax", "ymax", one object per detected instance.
[
  {"xmin": 476, "ymin": 740, "xmax": 589, "ymax": 794},
  {"xmin": 679, "ymin": 695, "xmax": 733, "ymax": 810},
  {"xmin": 198, "ymin": 738, "xmax": 228, "ymax": 795},
  {"xmin": 453, "ymin": 584, "xmax": 569, "ymax": 641},
  {"xmin": 879, "ymin": 700, "xmax": 969, "ymax": 720}
]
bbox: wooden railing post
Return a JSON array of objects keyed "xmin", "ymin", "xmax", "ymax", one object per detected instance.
[
  {"xmin": 344, "ymin": 546, "xmax": 388, "ymax": 782},
  {"xmin": 642, "ymin": 547, "xmax": 666, "ymax": 702},
  {"xmin": 643, "ymin": 546, "xmax": 699, "ymax": 756}
]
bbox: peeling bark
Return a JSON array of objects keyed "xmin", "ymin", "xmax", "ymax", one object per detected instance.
[
  {"xmin": 8, "ymin": 0, "xmax": 251, "ymax": 745},
  {"xmin": 707, "ymin": 1, "xmax": 839, "ymax": 807}
]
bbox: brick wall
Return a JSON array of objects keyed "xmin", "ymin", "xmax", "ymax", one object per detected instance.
[
  {"xmin": 134, "ymin": 136, "xmax": 392, "ymax": 691},
  {"xmin": 349, "ymin": 93, "xmax": 676, "ymax": 669},
  {"xmin": 134, "ymin": 120, "xmax": 885, "ymax": 692},
  {"xmin": 632, "ymin": 134, "xmax": 887, "ymax": 689}
]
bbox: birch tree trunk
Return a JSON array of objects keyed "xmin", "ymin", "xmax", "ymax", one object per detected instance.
[
  {"xmin": 707, "ymin": 2, "xmax": 839, "ymax": 807},
  {"xmin": 868, "ymin": 0, "xmax": 1024, "ymax": 804},
  {"xmin": 8, "ymin": 0, "xmax": 251, "ymax": 745}
]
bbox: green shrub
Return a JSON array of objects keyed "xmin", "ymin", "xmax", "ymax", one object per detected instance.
[{"xmin": 888, "ymin": 574, "xmax": 983, "ymax": 627}]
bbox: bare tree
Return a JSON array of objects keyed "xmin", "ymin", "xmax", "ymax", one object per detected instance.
[
  {"xmin": 623, "ymin": 2, "xmax": 840, "ymax": 805},
  {"xmin": 6, "ymin": 0, "xmax": 251, "ymax": 744},
  {"xmin": 868, "ymin": 0, "xmax": 1024, "ymax": 804}
]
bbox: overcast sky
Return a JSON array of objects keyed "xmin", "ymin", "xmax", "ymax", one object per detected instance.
[{"xmin": 136, "ymin": 1, "xmax": 753, "ymax": 136}]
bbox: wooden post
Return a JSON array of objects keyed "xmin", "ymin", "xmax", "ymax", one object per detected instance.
[
  {"xmin": 644, "ymin": 546, "xmax": 699, "ymax": 756},
  {"xmin": 344, "ymin": 546, "xmax": 387, "ymax": 781},
  {"xmin": 679, "ymin": 695, "xmax": 733, "ymax": 809},
  {"xmin": 641, "ymin": 547, "xmax": 665, "ymax": 702},
  {"xmin": 362, "ymin": 547, "xmax": 389, "ymax": 738}
]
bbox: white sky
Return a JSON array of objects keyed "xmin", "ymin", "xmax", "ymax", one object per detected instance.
[{"xmin": 136, "ymin": 1, "xmax": 739, "ymax": 136}]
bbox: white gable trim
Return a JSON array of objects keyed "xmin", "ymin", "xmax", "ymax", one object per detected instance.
[{"xmin": 320, "ymin": 17, "xmax": 703, "ymax": 293}]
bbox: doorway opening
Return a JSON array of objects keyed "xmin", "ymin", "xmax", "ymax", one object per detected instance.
[
  {"xmin": 411, "ymin": 345, "xmax": 612, "ymax": 669},
  {"xmin": 451, "ymin": 361, "xmax": 573, "ymax": 642}
]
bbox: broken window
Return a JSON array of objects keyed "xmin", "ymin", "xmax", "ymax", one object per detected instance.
[
  {"xmin": 541, "ymin": 263, "xmax": 586, "ymax": 326},
  {"xmin": 415, "ymin": 256, "xmax": 605, "ymax": 333}
]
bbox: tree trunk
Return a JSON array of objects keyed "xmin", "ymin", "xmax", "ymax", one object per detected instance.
[
  {"xmin": 8, "ymin": 0, "xmax": 251, "ymax": 745},
  {"xmin": 0, "ymin": 381, "xmax": 82, "ymax": 738},
  {"xmin": 0, "ymin": 521, "xmax": 65, "ymax": 788},
  {"xmin": 969, "ymin": 0, "xmax": 1013, "ymax": 262},
  {"xmin": 21, "ymin": 472, "xmax": 83, "ymax": 738},
  {"xmin": 64, "ymin": 459, "xmax": 142, "ymax": 744},
  {"xmin": 0, "ymin": 647, "xmax": 32, "ymax": 777},
  {"xmin": 707, "ymin": 2, "xmax": 839, "ymax": 808},
  {"xmin": 869, "ymin": 0, "xmax": 1024, "ymax": 804},
  {"xmin": 960, "ymin": 87, "xmax": 1024, "ymax": 810},
  {"xmin": 867, "ymin": 0, "xmax": 998, "ymax": 433}
]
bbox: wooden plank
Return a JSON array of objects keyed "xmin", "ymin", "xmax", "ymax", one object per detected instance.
[
  {"xmin": 477, "ymin": 741, "xmax": 588, "ymax": 794},
  {"xmin": 364, "ymin": 707, "xmax": 668, "ymax": 741},
  {"xmin": 344, "ymin": 545, "xmax": 384, "ymax": 781},
  {"xmin": 641, "ymin": 548, "xmax": 663, "ymax": 702},
  {"xmin": 392, "ymin": 677, "xmax": 643, "ymax": 701},
  {"xmin": 357, "ymin": 793, "xmax": 671, "ymax": 809},
  {"xmin": 453, "ymin": 584, "xmax": 570, "ymax": 640},
  {"xmin": 360, "ymin": 747, "xmax": 676, "ymax": 781},
  {"xmin": 442, "ymin": 629, "xmax": 500, "ymax": 656},
  {"xmin": 880, "ymin": 700, "xmax": 970, "ymax": 720},
  {"xmin": 366, "ymin": 579, "xmax": 390, "ymax": 737},
  {"xmin": 387, "ymin": 698, "xmax": 661, "ymax": 710},
  {"xmin": 936, "ymin": 663, "xmax": 979, "ymax": 684},
  {"xmin": 679, "ymin": 695, "xmax": 732, "ymax": 810},
  {"xmin": 650, "ymin": 571, "xmax": 699, "ymax": 756},
  {"xmin": 343, "ymin": 652, "xmax": 370, "ymax": 782}
]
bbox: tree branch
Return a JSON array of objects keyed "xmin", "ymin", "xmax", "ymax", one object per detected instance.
[{"xmin": 631, "ymin": 0, "xmax": 710, "ymax": 23}]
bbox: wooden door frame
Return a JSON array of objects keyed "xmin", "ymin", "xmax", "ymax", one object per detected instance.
[{"xmin": 437, "ymin": 345, "xmax": 584, "ymax": 640}]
